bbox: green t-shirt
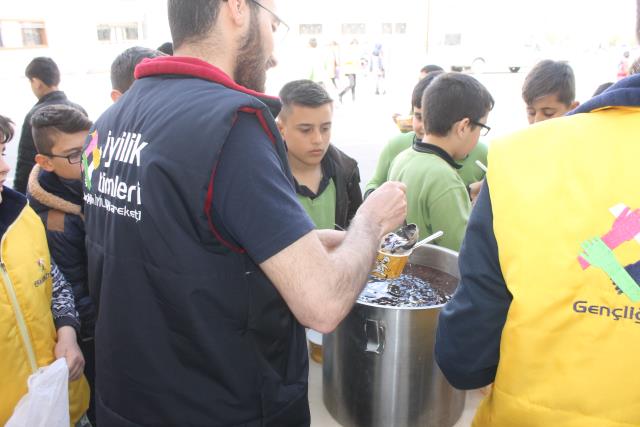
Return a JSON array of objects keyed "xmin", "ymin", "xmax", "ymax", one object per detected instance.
[
  {"xmin": 296, "ymin": 179, "xmax": 337, "ymax": 230},
  {"xmin": 366, "ymin": 131, "xmax": 415, "ymax": 194},
  {"xmin": 458, "ymin": 142, "xmax": 488, "ymax": 187},
  {"xmin": 388, "ymin": 149, "xmax": 471, "ymax": 251},
  {"xmin": 367, "ymin": 134, "xmax": 488, "ymax": 196}
]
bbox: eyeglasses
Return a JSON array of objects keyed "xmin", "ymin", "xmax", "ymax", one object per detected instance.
[
  {"xmin": 42, "ymin": 149, "xmax": 83, "ymax": 164},
  {"xmin": 249, "ymin": 0, "xmax": 290, "ymax": 43},
  {"xmin": 470, "ymin": 120, "xmax": 491, "ymax": 137}
]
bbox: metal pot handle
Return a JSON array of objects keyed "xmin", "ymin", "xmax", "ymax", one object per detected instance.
[{"xmin": 365, "ymin": 319, "xmax": 385, "ymax": 355}]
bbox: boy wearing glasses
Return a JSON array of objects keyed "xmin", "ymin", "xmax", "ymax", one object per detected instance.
[
  {"xmin": 27, "ymin": 104, "xmax": 97, "ymax": 425},
  {"xmin": 388, "ymin": 73, "xmax": 494, "ymax": 251}
]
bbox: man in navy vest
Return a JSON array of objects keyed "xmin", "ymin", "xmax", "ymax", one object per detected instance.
[{"xmin": 83, "ymin": 1, "xmax": 407, "ymax": 425}]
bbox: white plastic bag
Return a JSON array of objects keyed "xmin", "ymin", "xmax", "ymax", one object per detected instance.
[{"xmin": 5, "ymin": 358, "xmax": 69, "ymax": 427}]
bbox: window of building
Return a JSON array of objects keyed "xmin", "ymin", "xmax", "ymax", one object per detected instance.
[
  {"xmin": 0, "ymin": 27, "xmax": 3, "ymax": 48},
  {"xmin": 96, "ymin": 23, "xmax": 141, "ymax": 43},
  {"xmin": 394, "ymin": 23, "xmax": 407, "ymax": 34},
  {"xmin": 21, "ymin": 22, "xmax": 47, "ymax": 47},
  {"xmin": 444, "ymin": 33, "xmax": 462, "ymax": 46},
  {"xmin": 299, "ymin": 24, "xmax": 322, "ymax": 35},
  {"xmin": 382, "ymin": 23, "xmax": 392, "ymax": 35},
  {"xmin": 341, "ymin": 23, "xmax": 366, "ymax": 35}
]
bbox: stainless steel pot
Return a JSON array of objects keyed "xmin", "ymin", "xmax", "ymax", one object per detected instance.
[{"xmin": 323, "ymin": 244, "xmax": 465, "ymax": 427}]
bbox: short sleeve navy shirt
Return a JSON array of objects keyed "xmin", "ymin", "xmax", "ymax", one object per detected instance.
[{"xmin": 213, "ymin": 112, "xmax": 315, "ymax": 264}]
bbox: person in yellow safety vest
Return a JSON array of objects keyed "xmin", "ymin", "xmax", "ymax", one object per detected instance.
[
  {"xmin": 434, "ymin": 73, "xmax": 640, "ymax": 427},
  {"xmin": 0, "ymin": 115, "xmax": 90, "ymax": 426}
]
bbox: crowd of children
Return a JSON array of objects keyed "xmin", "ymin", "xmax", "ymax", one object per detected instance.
[{"xmin": 0, "ymin": 26, "xmax": 637, "ymax": 426}]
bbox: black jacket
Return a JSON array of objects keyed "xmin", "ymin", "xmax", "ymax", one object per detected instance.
[
  {"xmin": 27, "ymin": 165, "xmax": 95, "ymax": 340},
  {"xmin": 325, "ymin": 145, "xmax": 362, "ymax": 229},
  {"xmin": 14, "ymin": 91, "xmax": 86, "ymax": 194}
]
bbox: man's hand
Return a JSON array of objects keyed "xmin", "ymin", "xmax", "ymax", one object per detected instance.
[
  {"xmin": 54, "ymin": 326, "xmax": 84, "ymax": 381},
  {"xmin": 356, "ymin": 181, "xmax": 407, "ymax": 238}
]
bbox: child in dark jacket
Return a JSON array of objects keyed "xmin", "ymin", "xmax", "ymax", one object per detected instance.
[{"xmin": 26, "ymin": 104, "xmax": 96, "ymax": 424}]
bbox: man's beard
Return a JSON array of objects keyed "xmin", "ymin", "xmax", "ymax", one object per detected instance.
[{"xmin": 235, "ymin": 11, "xmax": 268, "ymax": 92}]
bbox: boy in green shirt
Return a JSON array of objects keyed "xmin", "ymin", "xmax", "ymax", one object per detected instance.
[
  {"xmin": 277, "ymin": 80, "xmax": 362, "ymax": 231},
  {"xmin": 366, "ymin": 72, "xmax": 488, "ymax": 198},
  {"xmin": 388, "ymin": 73, "xmax": 494, "ymax": 251}
]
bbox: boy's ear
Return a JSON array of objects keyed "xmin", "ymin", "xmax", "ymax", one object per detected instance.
[
  {"xmin": 111, "ymin": 89, "xmax": 123, "ymax": 103},
  {"xmin": 34, "ymin": 153, "xmax": 55, "ymax": 172},
  {"xmin": 456, "ymin": 118, "xmax": 471, "ymax": 138},
  {"xmin": 276, "ymin": 118, "xmax": 286, "ymax": 138}
]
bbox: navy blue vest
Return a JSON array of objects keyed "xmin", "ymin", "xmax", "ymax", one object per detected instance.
[{"xmin": 84, "ymin": 57, "xmax": 309, "ymax": 426}]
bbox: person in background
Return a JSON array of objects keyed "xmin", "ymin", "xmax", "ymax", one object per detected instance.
[
  {"xmin": 14, "ymin": 57, "xmax": 86, "ymax": 194},
  {"xmin": 338, "ymin": 39, "xmax": 361, "ymax": 103},
  {"xmin": 27, "ymin": 105, "xmax": 97, "ymax": 425},
  {"xmin": 593, "ymin": 82, "xmax": 614, "ymax": 96},
  {"xmin": 388, "ymin": 73, "xmax": 494, "ymax": 251},
  {"xmin": 157, "ymin": 42, "xmax": 174, "ymax": 56},
  {"xmin": 0, "ymin": 114, "xmax": 90, "ymax": 427},
  {"xmin": 419, "ymin": 64, "xmax": 444, "ymax": 80},
  {"xmin": 83, "ymin": 0, "xmax": 406, "ymax": 424},
  {"xmin": 522, "ymin": 60, "xmax": 579, "ymax": 124},
  {"xmin": 277, "ymin": 80, "xmax": 363, "ymax": 364},
  {"xmin": 630, "ymin": 56, "xmax": 640, "ymax": 75},
  {"xmin": 110, "ymin": 46, "xmax": 165, "ymax": 102},
  {"xmin": 617, "ymin": 50, "xmax": 631, "ymax": 80}
]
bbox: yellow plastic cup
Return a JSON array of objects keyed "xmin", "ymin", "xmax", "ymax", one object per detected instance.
[{"xmin": 370, "ymin": 250, "xmax": 411, "ymax": 279}]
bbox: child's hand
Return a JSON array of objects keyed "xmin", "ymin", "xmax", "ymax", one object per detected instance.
[{"xmin": 54, "ymin": 326, "xmax": 85, "ymax": 381}]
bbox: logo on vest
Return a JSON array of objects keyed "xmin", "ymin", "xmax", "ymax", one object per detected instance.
[
  {"xmin": 33, "ymin": 258, "xmax": 51, "ymax": 287},
  {"xmin": 574, "ymin": 204, "xmax": 640, "ymax": 324},
  {"xmin": 83, "ymin": 129, "xmax": 147, "ymax": 222},
  {"xmin": 82, "ymin": 130, "xmax": 101, "ymax": 190}
]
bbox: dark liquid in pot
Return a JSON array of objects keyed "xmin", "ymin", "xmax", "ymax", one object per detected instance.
[{"xmin": 358, "ymin": 264, "xmax": 456, "ymax": 308}]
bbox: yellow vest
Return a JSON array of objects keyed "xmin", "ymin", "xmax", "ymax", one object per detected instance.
[
  {"xmin": 475, "ymin": 107, "xmax": 640, "ymax": 427},
  {"xmin": 0, "ymin": 203, "xmax": 89, "ymax": 425}
]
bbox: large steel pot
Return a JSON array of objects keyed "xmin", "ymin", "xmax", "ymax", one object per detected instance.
[{"xmin": 323, "ymin": 244, "xmax": 465, "ymax": 427}]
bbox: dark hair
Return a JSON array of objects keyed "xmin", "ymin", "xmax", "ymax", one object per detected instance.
[
  {"xmin": 157, "ymin": 42, "xmax": 174, "ymax": 55},
  {"xmin": 411, "ymin": 71, "xmax": 444, "ymax": 109},
  {"xmin": 279, "ymin": 80, "xmax": 333, "ymax": 118},
  {"xmin": 111, "ymin": 46, "xmax": 165, "ymax": 93},
  {"xmin": 0, "ymin": 115, "xmax": 15, "ymax": 144},
  {"xmin": 522, "ymin": 60, "xmax": 575, "ymax": 106},
  {"xmin": 420, "ymin": 64, "xmax": 444, "ymax": 75},
  {"xmin": 31, "ymin": 105, "xmax": 92, "ymax": 154},
  {"xmin": 593, "ymin": 82, "xmax": 614, "ymax": 97},
  {"xmin": 25, "ymin": 57, "xmax": 61, "ymax": 87},
  {"xmin": 422, "ymin": 73, "xmax": 494, "ymax": 137}
]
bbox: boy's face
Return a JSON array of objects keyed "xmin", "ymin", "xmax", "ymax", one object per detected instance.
[
  {"xmin": 35, "ymin": 130, "xmax": 87, "ymax": 180},
  {"xmin": 412, "ymin": 107, "xmax": 425, "ymax": 140},
  {"xmin": 526, "ymin": 93, "xmax": 577, "ymax": 124},
  {"xmin": 455, "ymin": 114, "xmax": 488, "ymax": 161},
  {"xmin": 0, "ymin": 142, "xmax": 11, "ymax": 191},
  {"xmin": 278, "ymin": 103, "xmax": 333, "ymax": 168}
]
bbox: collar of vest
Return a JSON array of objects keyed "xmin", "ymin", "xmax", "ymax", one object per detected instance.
[
  {"xmin": 569, "ymin": 74, "xmax": 640, "ymax": 115},
  {"xmin": 412, "ymin": 140, "xmax": 462, "ymax": 170},
  {"xmin": 0, "ymin": 187, "xmax": 27, "ymax": 240},
  {"xmin": 134, "ymin": 56, "xmax": 282, "ymax": 117}
]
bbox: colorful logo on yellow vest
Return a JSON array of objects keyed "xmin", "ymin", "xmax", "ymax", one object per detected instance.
[
  {"xmin": 578, "ymin": 204, "xmax": 640, "ymax": 302},
  {"xmin": 82, "ymin": 130, "xmax": 101, "ymax": 190}
]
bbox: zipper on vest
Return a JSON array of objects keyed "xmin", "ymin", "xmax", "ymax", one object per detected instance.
[
  {"xmin": 0, "ymin": 261, "xmax": 38, "ymax": 374},
  {"xmin": 0, "ymin": 205, "xmax": 39, "ymax": 374}
]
